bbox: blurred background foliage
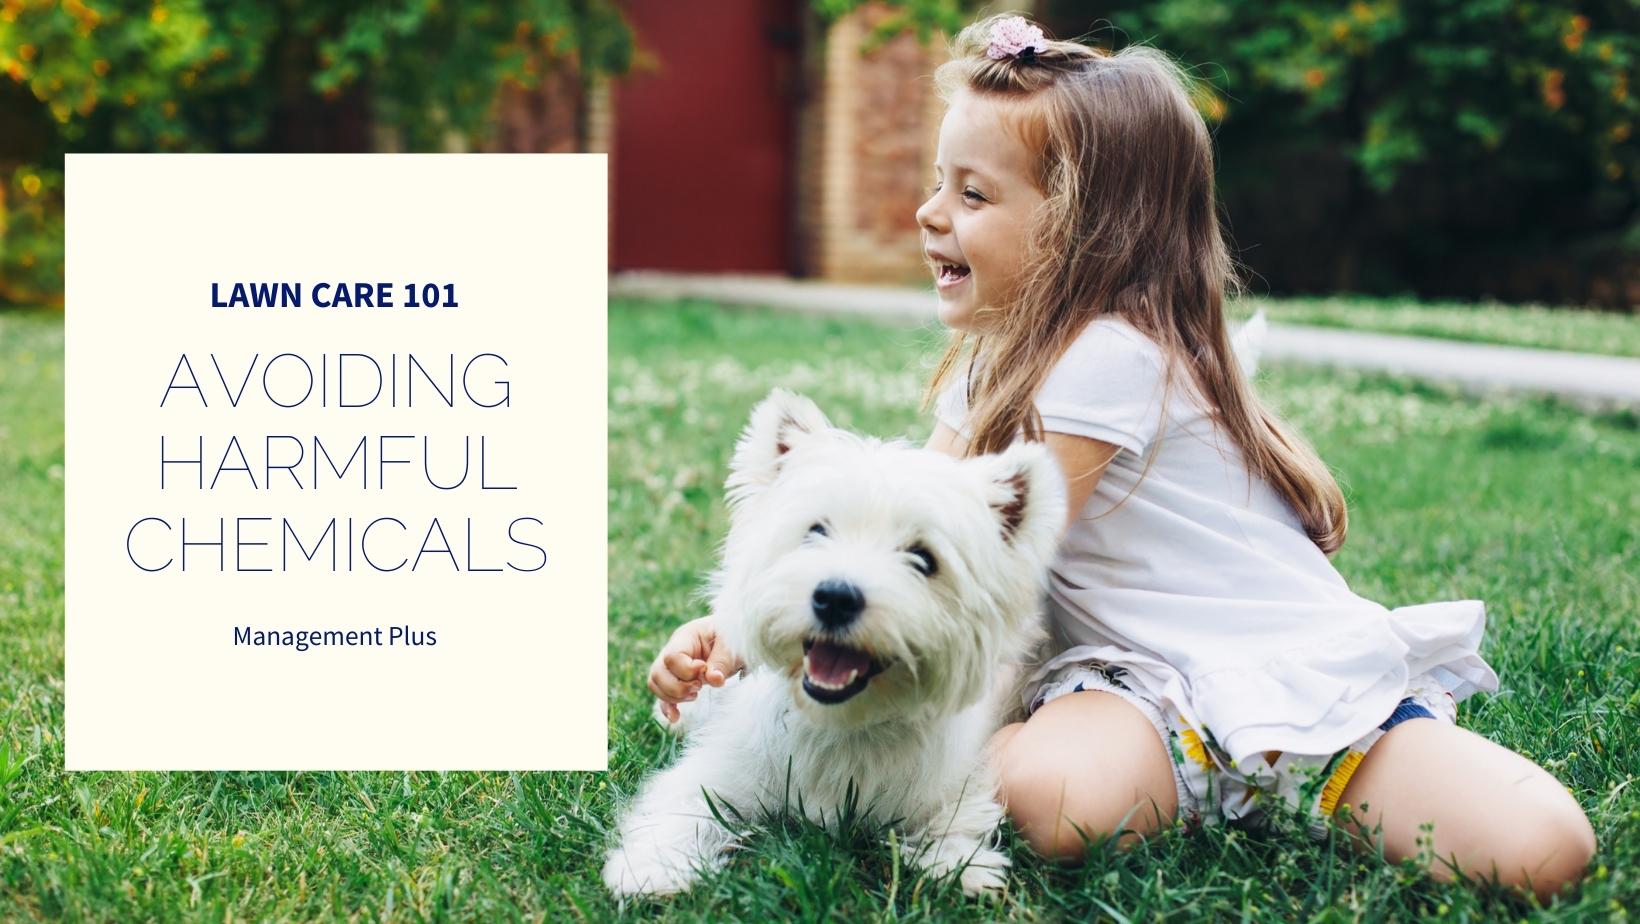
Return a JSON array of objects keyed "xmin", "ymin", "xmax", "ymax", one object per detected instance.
[
  {"xmin": 1, "ymin": 0, "xmax": 1635, "ymax": 308},
  {"xmin": 1069, "ymin": 0, "xmax": 1640, "ymax": 307},
  {"xmin": 0, "ymin": 0, "xmax": 636, "ymax": 305}
]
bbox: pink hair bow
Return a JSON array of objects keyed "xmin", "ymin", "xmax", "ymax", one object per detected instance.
[{"xmin": 986, "ymin": 16, "xmax": 1047, "ymax": 60}]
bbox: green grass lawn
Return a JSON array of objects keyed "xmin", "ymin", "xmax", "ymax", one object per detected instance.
[
  {"xmin": 2, "ymin": 299, "xmax": 1638, "ymax": 921},
  {"xmin": 1244, "ymin": 295, "xmax": 1640, "ymax": 359}
]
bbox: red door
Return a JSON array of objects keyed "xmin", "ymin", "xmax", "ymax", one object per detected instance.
[{"xmin": 613, "ymin": 0, "xmax": 801, "ymax": 274}]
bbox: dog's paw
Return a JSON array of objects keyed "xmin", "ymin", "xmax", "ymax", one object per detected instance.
[
  {"xmin": 602, "ymin": 847, "xmax": 697, "ymax": 897},
  {"xmin": 957, "ymin": 853, "xmax": 1010, "ymax": 897},
  {"xmin": 908, "ymin": 836, "xmax": 1010, "ymax": 897}
]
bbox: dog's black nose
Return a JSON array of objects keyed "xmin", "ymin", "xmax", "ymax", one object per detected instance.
[{"xmin": 811, "ymin": 579, "xmax": 865, "ymax": 629}]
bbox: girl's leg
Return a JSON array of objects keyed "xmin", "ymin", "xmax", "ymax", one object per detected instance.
[
  {"xmin": 988, "ymin": 690, "xmax": 1180, "ymax": 859},
  {"xmin": 1334, "ymin": 717, "xmax": 1597, "ymax": 903}
]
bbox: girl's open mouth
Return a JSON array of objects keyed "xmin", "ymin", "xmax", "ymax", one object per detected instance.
[
  {"xmin": 801, "ymin": 637, "xmax": 889, "ymax": 704},
  {"xmin": 936, "ymin": 263, "xmax": 971, "ymax": 290}
]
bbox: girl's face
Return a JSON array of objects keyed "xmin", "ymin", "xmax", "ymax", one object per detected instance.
[{"xmin": 915, "ymin": 89, "xmax": 1045, "ymax": 331}]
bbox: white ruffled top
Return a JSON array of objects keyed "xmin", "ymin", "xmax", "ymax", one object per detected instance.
[{"xmin": 935, "ymin": 317, "xmax": 1499, "ymax": 763}]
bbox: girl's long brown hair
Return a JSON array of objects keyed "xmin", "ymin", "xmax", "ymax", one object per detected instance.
[{"xmin": 922, "ymin": 13, "xmax": 1348, "ymax": 554}]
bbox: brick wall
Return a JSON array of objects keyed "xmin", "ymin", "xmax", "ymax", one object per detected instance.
[
  {"xmin": 485, "ymin": 45, "xmax": 614, "ymax": 265},
  {"xmin": 798, "ymin": 3, "xmax": 950, "ymax": 284},
  {"xmin": 584, "ymin": 76, "xmax": 615, "ymax": 271},
  {"xmin": 488, "ymin": 44, "xmax": 585, "ymax": 154}
]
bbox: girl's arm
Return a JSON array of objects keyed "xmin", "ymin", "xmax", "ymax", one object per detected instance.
[
  {"xmin": 924, "ymin": 420, "xmax": 969, "ymax": 457},
  {"xmin": 926, "ymin": 421, "xmax": 1119, "ymax": 538}
]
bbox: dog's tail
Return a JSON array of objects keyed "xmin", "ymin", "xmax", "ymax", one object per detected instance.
[{"xmin": 1229, "ymin": 307, "xmax": 1268, "ymax": 380}]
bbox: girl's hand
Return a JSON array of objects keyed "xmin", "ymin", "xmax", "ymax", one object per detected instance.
[{"xmin": 647, "ymin": 615, "xmax": 744, "ymax": 723}]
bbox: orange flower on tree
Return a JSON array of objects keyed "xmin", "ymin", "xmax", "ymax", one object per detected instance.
[
  {"xmin": 1563, "ymin": 15, "xmax": 1589, "ymax": 52},
  {"xmin": 1543, "ymin": 69, "xmax": 1566, "ymax": 111}
]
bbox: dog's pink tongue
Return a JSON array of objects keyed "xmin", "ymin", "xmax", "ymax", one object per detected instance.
[{"xmin": 806, "ymin": 640, "xmax": 871, "ymax": 686}]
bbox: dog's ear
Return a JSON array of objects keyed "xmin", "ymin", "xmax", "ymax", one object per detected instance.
[
  {"xmin": 725, "ymin": 388, "xmax": 832, "ymax": 507},
  {"xmin": 972, "ymin": 440, "xmax": 1067, "ymax": 546}
]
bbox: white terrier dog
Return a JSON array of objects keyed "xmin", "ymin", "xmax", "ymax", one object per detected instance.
[{"xmin": 603, "ymin": 388, "xmax": 1066, "ymax": 898}]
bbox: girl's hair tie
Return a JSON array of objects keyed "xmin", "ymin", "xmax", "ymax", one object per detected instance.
[{"xmin": 986, "ymin": 16, "xmax": 1048, "ymax": 61}]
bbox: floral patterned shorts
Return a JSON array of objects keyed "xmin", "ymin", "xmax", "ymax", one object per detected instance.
[{"xmin": 1028, "ymin": 660, "xmax": 1458, "ymax": 839}]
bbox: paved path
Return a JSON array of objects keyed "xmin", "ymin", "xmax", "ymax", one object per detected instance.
[{"xmin": 610, "ymin": 271, "xmax": 1640, "ymax": 410}]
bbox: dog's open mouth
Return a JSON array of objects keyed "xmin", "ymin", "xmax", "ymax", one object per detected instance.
[{"xmin": 801, "ymin": 637, "xmax": 888, "ymax": 705}]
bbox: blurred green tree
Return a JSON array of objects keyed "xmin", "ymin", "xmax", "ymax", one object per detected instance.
[
  {"xmin": 1050, "ymin": 0, "xmax": 1639, "ymax": 303},
  {"xmin": 0, "ymin": 0, "xmax": 635, "ymax": 306}
]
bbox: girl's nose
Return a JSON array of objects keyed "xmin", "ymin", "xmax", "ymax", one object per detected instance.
[{"xmin": 916, "ymin": 194, "xmax": 947, "ymax": 234}]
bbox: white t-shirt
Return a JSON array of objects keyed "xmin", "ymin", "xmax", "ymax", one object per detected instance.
[{"xmin": 935, "ymin": 317, "xmax": 1499, "ymax": 762}]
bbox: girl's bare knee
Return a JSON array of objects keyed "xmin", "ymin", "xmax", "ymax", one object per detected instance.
[
  {"xmin": 997, "ymin": 759, "xmax": 1077, "ymax": 859},
  {"xmin": 1451, "ymin": 743, "xmax": 1597, "ymax": 902},
  {"xmin": 987, "ymin": 721, "xmax": 1024, "ymax": 761},
  {"xmin": 1339, "ymin": 721, "xmax": 1598, "ymax": 903},
  {"xmin": 998, "ymin": 757, "xmax": 1169, "ymax": 860},
  {"xmin": 993, "ymin": 692, "xmax": 1178, "ymax": 861},
  {"xmin": 1494, "ymin": 794, "xmax": 1597, "ymax": 902}
]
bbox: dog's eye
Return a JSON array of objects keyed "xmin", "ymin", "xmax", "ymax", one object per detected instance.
[
  {"xmin": 906, "ymin": 543, "xmax": 937, "ymax": 577},
  {"xmin": 807, "ymin": 522, "xmax": 828, "ymax": 538}
]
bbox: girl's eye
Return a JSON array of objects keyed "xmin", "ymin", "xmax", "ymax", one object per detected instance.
[
  {"xmin": 906, "ymin": 543, "xmax": 937, "ymax": 577},
  {"xmin": 926, "ymin": 182, "xmax": 986, "ymax": 204},
  {"xmin": 807, "ymin": 522, "xmax": 828, "ymax": 538}
]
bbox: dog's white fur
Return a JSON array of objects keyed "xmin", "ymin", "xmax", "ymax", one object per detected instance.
[{"xmin": 603, "ymin": 389, "xmax": 1066, "ymax": 897}]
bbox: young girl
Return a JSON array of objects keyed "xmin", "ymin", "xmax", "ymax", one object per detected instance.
[{"xmin": 646, "ymin": 13, "xmax": 1596, "ymax": 902}]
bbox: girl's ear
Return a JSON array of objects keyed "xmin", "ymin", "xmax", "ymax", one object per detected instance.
[
  {"xmin": 971, "ymin": 440, "xmax": 1067, "ymax": 549},
  {"xmin": 725, "ymin": 388, "xmax": 833, "ymax": 507}
]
